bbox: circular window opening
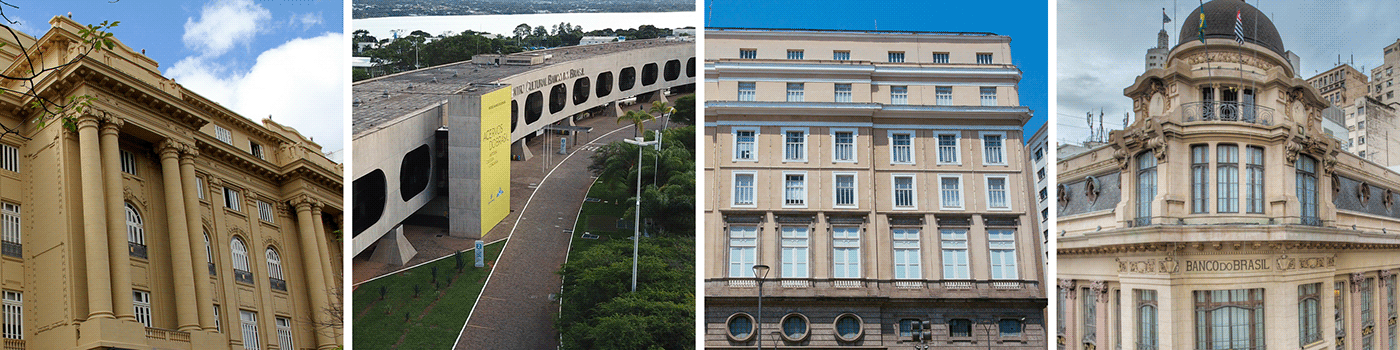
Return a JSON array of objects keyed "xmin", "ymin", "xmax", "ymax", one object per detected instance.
[
  {"xmin": 549, "ymin": 84, "xmax": 567, "ymax": 114},
  {"xmin": 596, "ymin": 71, "xmax": 614, "ymax": 98},
  {"xmin": 833, "ymin": 313, "xmax": 863, "ymax": 341},
  {"xmin": 351, "ymin": 169, "xmax": 387, "ymax": 236},
  {"xmin": 664, "ymin": 59, "xmax": 681, "ymax": 81},
  {"xmin": 619, "ymin": 67, "xmax": 636, "ymax": 91},
  {"xmin": 641, "ymin": 63, "xmax": 659, "ymax": 86},
  {"xmin": 524, "ymin": 91, "xmax": 543, "ymax": 124},
  {"xmin": 725, "ymin": 313, "xmax": 755, "ymax": 342},
  {"xmin": 399, "ymin": 145, "xmax": 431, "ymax": 201},
  {"xmin": 573, "ymin": 77, "xmax": 591, "ymax": 105},
  {"xmin": 779, "ymin": 313, "xmax": 809, "ymax": 342}
]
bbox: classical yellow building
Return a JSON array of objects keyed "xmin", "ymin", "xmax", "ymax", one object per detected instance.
[
  {"xmin": 0, "ymin": 16, "xmax": 343, "ymax": 350},
  {"xmin": 704, "ymin": 28, "xmax": 1045, "ymax": 348},
  {"xmin": 1058, "ymin": 1, "xmax": 1400, "ymax": 349}
]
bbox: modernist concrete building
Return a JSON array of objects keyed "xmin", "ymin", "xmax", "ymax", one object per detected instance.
[
  {"xmin": 704, "ymin": 27, "xmax": 1046, "ymax": 349},
  {"xmin": 1057, "ymin": 1, "xmax": 1400, "ymax": 349},
  {"xmin": 1307, "ymin": 64, "xmax": 1369, "ymax": 107},
  {"xmin": 351, "ymin": 38, "xmax": 695, "ymax": 261},
  {"xmin": 0, "ymin": 16, "xmax": 345, "ymax": 350},
  {"xmin": 1371, "ymin": 39, "xmax": 1400, "ymax": 108}
]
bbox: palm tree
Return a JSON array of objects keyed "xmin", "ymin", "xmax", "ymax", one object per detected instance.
[
  {"xmin": 647, "ymin": 100, "xmax": 675, "ymax": 126},
  {"xmin": 617, "ymin": 110, "xmax": 654, "ymax": 138}
]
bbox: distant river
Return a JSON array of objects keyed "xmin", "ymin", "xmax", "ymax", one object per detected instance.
[{"xmin": 354, "ymin": 12, "xmax": 699, "ymax": 40}]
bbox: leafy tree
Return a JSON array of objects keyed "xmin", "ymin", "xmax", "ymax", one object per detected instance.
[
  {"xmin": 670, "ymin": 95, "xmax": 694, "ymax": 125},
  {"xmin": 513, "ymin": 23, "xmax": 530, "ymax": 45},
  {"xmin": 616, "ymin": 110, "xmax": 654, "ymax": 138},
  {"xmin": 647, "ymin": 100, "xmax": 674, "ymax": 124},
  {"xmin": 557, "ymin": 237, "xmax": 694, "ymax": 350}
]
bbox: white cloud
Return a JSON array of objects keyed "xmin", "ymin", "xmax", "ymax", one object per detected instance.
[
  {"xmin": 291, "ymin": 12, "xmax": 324, "ymax": 31},
  {"xmin": 182, "ymin": 0, "xmax": 272, "ymax": 57},
  {"xmin": 168, "ymin": 33, "xmax": 344, "ymax": 153}
]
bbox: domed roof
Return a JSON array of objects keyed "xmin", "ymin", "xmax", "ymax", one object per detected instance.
[{"xmin": 1177, "ymin": 0, "xmax": 1285, "ymax": 56}]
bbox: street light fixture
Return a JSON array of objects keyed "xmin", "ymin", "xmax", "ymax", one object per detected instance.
[
  {"xmin": 622, "ymin": 137, "xmax": 658, "ymax": 293},
  {"xmin": 752, "ymin": 264, "xmax": 770, "ymax": 350}
]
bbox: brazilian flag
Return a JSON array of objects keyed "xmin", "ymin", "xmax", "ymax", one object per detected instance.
[{"xmin": 1198, "ymin": 11, "xmax": 1207, "ymax": 43}]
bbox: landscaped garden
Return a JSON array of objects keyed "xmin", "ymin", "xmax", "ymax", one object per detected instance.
[{"xmin": 351, "ymin": 240, "xmax": 505, "ymax": 349}]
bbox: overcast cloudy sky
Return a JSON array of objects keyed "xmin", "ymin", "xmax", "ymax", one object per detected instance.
[
  {"xmin": 10, "ymin": 0, "xmax": 344, "ymax": 156},
  {"xmin": 1058, "ymin": 0, "xmax": 1400, "ymax": 144}
]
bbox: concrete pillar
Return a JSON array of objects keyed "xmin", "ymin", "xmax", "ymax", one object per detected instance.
[
  {"xmin": 511, "ymin": 138, "xmax": 534, "ymax": 161},
  {"xmin": 294, "ymin": 197, "xmax": 332, "ymax": 349},
  {"xmin": 156, "ymin": 141, "xmax": 199, "ymax": 331},
  {"xmin": 77, "ymin": 115, "xmax": 114, "ymax": 319},
  {"xmin": 99, "ymin": 119, "xmax": 135, "ymax": 321},
  {"xmin": 179, "ymin": 151, "xmax": 216, "ymax": 330},
  {"xmin": 369, "ymin": 225, "xmax": 417, "ymax": 266}
]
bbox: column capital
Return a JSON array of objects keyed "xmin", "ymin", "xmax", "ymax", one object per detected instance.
[
  {"xmin": 291, "ymin": 195, "xmax": 321, "ymax": 211},
  {"xmin": 99, "ymin": 114, "xmax": 125, "ymax": 130},
  {"xmin": 1353, "ymin": 272, "xmax": 1368, "ymax": 292},
  {"xmin": 74, "ymin": 113, "xmax": 103, "ymax": 130},
  {"xmin": 156, "ymin": 139, "xmax": 193, "ymax": 158}
]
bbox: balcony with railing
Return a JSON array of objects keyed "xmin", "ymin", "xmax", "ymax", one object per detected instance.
[
  {"xmin": 0, "ymin": 241, "xmax": 18, "ymax": 259},
  {"xmin": 234, "ymin": 269, "xmax": 254, "ymax": 284},
  {"xmin": 1180, "ymin": 101, "xmax": 1275, "ymax": 126},
  {"xmin": 270, "ymin": 277, "xmax": 288, "ymax": 292},
  {"xmin": 145, "ymin": 327, "xmax": 191, "ymax": 342},
  {"xmin": 129, "ymin": 242, "xmax": 147, "ymax": 259},
  {"xmin": 2, "ymin": 339, "xmax": 20, "ymax": 350}
]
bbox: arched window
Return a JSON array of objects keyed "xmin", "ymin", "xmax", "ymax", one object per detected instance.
[
  {"xmin": 231, "ymin": 237, "xmax": 253, "ymax": 284},
  {"xmin": 266, "ymin": 247, "xmax": 287, "ymax": 291},
  {"xmin": 125, "ymin": 204, "xmax": 147, "ymax": 258},
  {"xmin": 1297, "ymin": 155, "xmax": 1319, "ymax": 225},
  {"xmin": 205, "ymin": 231, "xmax": 216, "ymax": 276}
]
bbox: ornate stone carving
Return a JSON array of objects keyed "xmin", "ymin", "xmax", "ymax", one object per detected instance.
[
  {"xmin": 1084, "ymin": 176, "xmax": 1100, "ymax": 203},
  {"xmin": 1057, "ymin": 183, "xmax": 1070, "ymax": 208},
  {"xmin": 1089, "ymin": 280, "xmax": 1109, "ymax": 303},
  {"xmin": 156, "ymin": 139, "xmax": 194, "ymax": 158},
  {"xmin": 290, "ymin": 194, "xmax": 322, "ymax": 211},
  {"xmin": 1353, "ymin": 272, "xmax": 1367, "ymax": 292},
  {"xmin": 1179, "ymin": 51, "xmax": 1280, "ymax": 72},
  {"xmin": 1058, "ymin": 279, "xmax": 1077, "ymax": 299}
]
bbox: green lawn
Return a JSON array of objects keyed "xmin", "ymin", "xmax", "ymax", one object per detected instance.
[
  {"xmin": 352, "ymin": 240, "xmax": 505, "ymax": 349},
  {"xmin": 571, "ymin": 180, "xmax": 633, "ymax": 254}
]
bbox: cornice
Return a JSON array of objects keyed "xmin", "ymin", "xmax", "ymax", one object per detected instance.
[
  {"xmin": 1059, "ymin": 240, "xmax": 1400, "ymax": 256},
  {"xmin": 68, "ymin": 63, "xmax": 207, "ymax": 130}
]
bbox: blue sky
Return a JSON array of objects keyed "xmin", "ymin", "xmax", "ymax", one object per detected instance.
[
  {"xmin": 706, "ymin": 0, "xmax": 1049, "ymax": 141},
  {"xmin": 5, "ymin": 0, "xmax": 345, "ymax": 155}
]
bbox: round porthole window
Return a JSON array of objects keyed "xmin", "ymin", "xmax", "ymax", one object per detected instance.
[
  {"xmin": 833, "ymin": 313, "xmax": 863, "ymax": 341},
  {"xmin": 725, "ymin": 313, "xmax": 755, "ymax": 342},
  {"xmin": 779, "ymin": 313, "xmax": 809, "ymax": 342}
]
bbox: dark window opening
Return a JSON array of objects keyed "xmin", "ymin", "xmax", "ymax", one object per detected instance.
[
  {"xmin": 549, "ymin": 84, "xmax": 567, "ymax": 114},
  {"xmin": 352, "ymin": 170, "xmax": 387, "ymax": 236},
  {"xmin": 619, "ymin": 67, "xmax": 636, "ymax": 91},
  {"xmin": 400, "ymin": 145, "xmax": 431, "ymax": 201},
  {"xmin": 642, "ymin": 63, "xmax": 658, "ymax": 86},
  {"xmin": 664, "ymin": 59, "xmax": 680, "ymax": 81},
  {"xmin": 525, "ymin": 91, "xmax": 544, "ymax": 124}
]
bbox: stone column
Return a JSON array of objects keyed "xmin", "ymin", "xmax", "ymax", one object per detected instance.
[
  {"xmin": 294, "ymin": 197, "xmax": 332, "ymax": 348},
  {"xmin": 310, "ymin": 206, "xmax": 336, "ymax": 301},
  {"xmin": 77, "ymin": 115, "xmax": 114, "ymax": 319},
  {"xmin": 180, "ymin": 150, "xmax": 215, "ymax": 330},
  {"xmin": 157, "ymin": 141, "xmax": 199, "ymax": 331},
  {"xmin": 99, "ymin": 117, "xmax": 135, "ymax": 321}
]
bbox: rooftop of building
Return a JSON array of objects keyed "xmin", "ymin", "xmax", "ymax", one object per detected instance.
[
  {"xmin": 1176, "ymin": 0, "xmax": 1286, "ymax": 57},
  {"xmin": 706, "ymin": 27, "xmax": 1009, "ymax": 41},
  {"xmin": 351, "ymin": 38, "xmax": 689, "ymax": 135}
]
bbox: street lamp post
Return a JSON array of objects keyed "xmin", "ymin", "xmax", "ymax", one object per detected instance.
[
  {"xmin": 623, "ymin": 137, "xmax": 658, "ymax": 292},
  {"xmin": 752, "ymin": 264, "xmax": 769, "ymax": 350}
]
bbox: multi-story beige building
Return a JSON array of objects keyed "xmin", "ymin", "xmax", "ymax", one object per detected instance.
[
  {"xmin": 0, "ymin": 16, "xmax": 343, "ymax": 350},
  {"xmin": 1307, "ymin": 64, "xmax": 1369, "ymax": 107},
  {"xmin": 1371, "ymin": 39, "xmax": 1400, "ymax": 108},
  {"xmin": 1058, "ymin": 1, "xmax": 1400, "ymax": 349},
  {"xmin": 704, "ymin": 27, "xmax": 1045, "ymax": 349},
  {"xmin": 1343, "ymin": 96, "xmax": 1400, "ymax": 167}
]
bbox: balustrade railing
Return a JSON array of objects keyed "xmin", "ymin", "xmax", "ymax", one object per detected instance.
[{"xmin": 1181, "ymin": 101, "xmax": 1274, "ymax": 126}]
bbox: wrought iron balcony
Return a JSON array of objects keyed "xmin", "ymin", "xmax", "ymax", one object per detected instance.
[
  {"xmin": 1, "ymin": 241, "xmax": 19, "ymax": 258},
  {"xmin": 234, "ymin": 270, "xmax": 254, "ymax": 284},
  {"xmin": 1181, "ymin": 101, "xmax": 1274, "ymax": 126},
  {"xmin": 270, "ymin": 277, "xmax": 287, "ymax": 291},
  {"xmin": 129, "ymin": 242, "xmax": 147, "ymax": 259}
]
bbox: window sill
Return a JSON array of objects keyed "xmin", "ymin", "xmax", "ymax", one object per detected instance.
[{"xmin": 224, "ymin": 208, "xmax": 246, "ymax": 217}]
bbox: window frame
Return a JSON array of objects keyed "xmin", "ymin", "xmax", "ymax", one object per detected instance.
[
  {"xmin": 1298, "ymin": 283, "xmax": 1322, "ymax": 346},
  {"xmin": 830, "ymin": 128, "xmax": 857, "ymax": 162},
  {"xmin": 1, "ymin": 290, "xmax": 18, "ymax": 340},
  {"xmin": 888, "ymin": 130, "xmax": 915, "ymax": 165},
  {"xmin": 224, "ymin": 187, "xmax": 242, "ymax": 211},
  {"xmin": 257, "ymin": 199, "xmax": 275, "ymax": 223},
  {"xmin": 1136, "ymin": 289, "xmax": 1159, "ymax": 349},
  {"xmin": 240, "ymin": 310, "xmax": 260, "ymax": 350},
  {"xmin": 214, "ymin": 125, "xmax": 233, "ymax": 144},
  {"xmin": 125, "ymin": 203, "xmax": 146, "ymax": 259},
  {"xmin": 0, "ymin": 144, "xmax": 16, "ymax": 173},
  {"xmin": 133, "ymin": 290, "xmax": 152, "ymax": 327},
  {"xmin": 985, "ymin": 175, "xmax": 1012, "ymax": 211},
  {"xmin": 892, "ymin": 228, "xmax": 921, "ymax": 280},
  {"xmin": 1192, "ymin": 288, "xmax": 1266, "ymax": 350},
  {"xmin": 830, "ymin": 227, "xmax": 861, "ymax": 279},
  {"xmin": 726, "ymin": 225, "xmax": 758, "ymax": 278},
  {"xmin": 939, "ymin": 174, "xmax": 965, "ymax": 210},
  {"xmin": 891, "ymin": 85, "xmax": 908, "ymax": 105},
  {"xmin": 979, "ymin": 131, "xmax": 1008, "ymax": 166},
  {"xmin": 987, "ymin": 229, "xmax": 1018, "ymax": 279},
  {"xmin": 1, "ymin": 202, "xmax": 18, "ymax": 258},
  {"xmin": 891, "ymin": 174, "xmax": 917, "ymax": 210},
  {"xmin": 887, "ymin": 51, "xmax": 905, "ymax": 63},
  {"xmin": 980, "ymin": 86, "xmax": 997, "ymax": 106},
  {"xmin": 266, "ymin": 247, "xmax": 286, "ymax": 292},
  {"xmin": 781, "ymin": 171, "xmax": 808, "ymax": 208},
  {"xmin": 786, "ymin": 82, "xmax": 804, "ymax": 102},
  {"xmin": 935, "ymin": 132, "xmax": 961, "ymax": 165},
  {"xmin": 1217, "ymin": 144, "xmax": 1240, "ymax": 213},
  {"xmin": 779, "ymin": 225, "xmax": 810, "ymax": 279},
  {"xmin": 786, "ymin": 49, "xmax": 804, "ymax": 60},
  {"xmin": 739, "ymin": 48, "xmax": 757, "ymax": 59},
  {"xmin": 935, "ymin": 86, "xmax": 952, "ymax": 105},
  {"xmin": 1191, "ymin": 144, "xmax": 1210, "ymax": 213},
  {"xmin": 939, "ymin": 228, "xmax": 970, "ymax": 279},
  {"xmin": 276, "ymin": 316, "xmax": 295, "ymax": 350},
  {"xmin": 731, "ymin": 127, "xmax": 758, "ymax": 162},
  {"xmin": 731, "ymin": 171, "xmax": 757, "ymax": 208},
  {"xmin": 931, "ymin": 52, "xmax": 949, "ymax": 64},
  {"xmin": 833, "ymin": 313, "xmax": 864, "ymax": 341},
  {"xmin": 779, "ymin": 313, "xmax": 810, "ymax": 342},
  {"xmin": 737, "ymin": 81, "xmax": 756, "ymax": 101},
  {"xmin": 725, "ymin": 313, "xmax": 756, "ymax": 342},
  {"xmin": 120, "ymin": 149, "xmax": 138, "ymax": 175},
  {"xmin": 976, "ymin": 53, "xmax": 993, "ymax": 64},
  {"xmin": 249, "ymin": 142, "xmax": 265, "ymax": 160},
  {"xmin": 832, "ymin": 172, "xmax": 858, "ymax": 209},
  {"xmin": 834, "ymin": 83, "xmax": 853, "ymax": 102},
  {"xmin": 780, "ymin": 127, "xmax": 808, "ymax": 162},
  {"xmin": 832, "ymin": 50, "xmax": 850, "ymax": 61}
]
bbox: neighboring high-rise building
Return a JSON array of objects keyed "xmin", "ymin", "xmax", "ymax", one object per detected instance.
[
  {"xmin": 1307, "ymin": 64, "xmax": 1369, "ymax": 107},
  {"xmin": 1371, "ymin": 39, "xmax": 1400, "ymax": 108},
  {"xmin": 1058, "ymin": 1, "xmax": 1400, "ymax": 349},
  {"xmin": 1344, "ymin": 96, "xmax": 1400, "ymax": 166},
  {"xmin": 1028, "ymin": 124, "xmax": 1049, "ymax": 266},
  {"xmin": 704, "ymin": 27, "xmax": 1045, "ymax": 348},
  {"xmin": 1146, "ymin": 29, "xmax": 1169, "ymax": 71},
  {"xmin": 0, "ymin": 16, "xmax": 344, "ymax": 350}
]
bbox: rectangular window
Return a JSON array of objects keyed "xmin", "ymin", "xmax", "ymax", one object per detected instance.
[
  {"xmin": 133, "ymin": 290, "xmax": 151, "ymax": 327},
  {"xmin": 832, "ymin": 130, "xmax": 855, "ymax": 161},
  {"xmin": 1364, "ymin": 278, "xmax": 1376, "ymax": 348},
  {"xmin": 224, "ymin": 187, "xmax": 241, "ymax": 211},
  {"xmin": 1137, "ymin": 289, "xmax": 1158, "ymax": 349},
  {"xmin": 833, "ymin": 173, "xmax": 856, "ymax": 207},
  {"xmin": 1137, "ymin": 153, "xmax": 1158, "ymax": 224},
  {"xmin": 1193, "ymin": 289, "xmax": 1265, "ymax": 350},
  {"xmin": 831, "ymin": 227, "xmax": 860, "ymax": 279},
  {"xmin": 977, "ymin": 53, "xmax": 993, "ymax": 64},
  {"xmin": 834, "ymin": 83, "xmax": 852, "ymax": 102},
  {"xmin": 1, "ymin": 203, "xmax": 16, "ymax": 258},
  {"xmin": 249, "ymin": 142, "xmax": 264, "ymax": 160},
  {"xmin": 1338, "ymin": 281, "xmax": 1347, "ymax": 346},
  {"xmin": 787, "ymin": 49, "xmax": 803, "ymax": 60},
  {"xmin": 780, "ymin": 226, "xmax": 808, "ymax": 278},
  {"xmin": 196, "ymin": 176, "xmax": 207, "ymax": 200},
  {"xmin": 120, "ymin": 150, "xmax": 137, "ymax": 175},
  {"xmin": 891, "ymin": 86, "xmax": 908, "ymax": 104},
  {"xmin": 727, "ymin": 226, "xmax": 757, "ymax": 277},
  {"xmin": 988, "ymin": 229, "xmax": 1017, "ymax": 279},
  {"xmin": 737, "ymin": 82, "xmax": 755, "ymax": 101},
  {"xmin": 940, "ymin": 176, "xmax": 963, "ymax": 209},
  {"xmin": 257, "ymin": 200, "xmax": 275, "ymax": 223},
  {"xmin": 276, "ymin": 317, "xmax": 294, "ymax": 350},
  {"xmin": 899, "ymin": 319, "xmax": 917, "ymax": 337},
  {"xmin": 890, "ymin": 132, "xmax": 913, "ymax": 164},
  {"xmin": 931, "ymin": 52, "xmax": 949, "ymax": 64},
  {"xmin": 832, "ymin": 51, "xmax": 850, "ymax": 61},
  {"xmin": 940, "ymin": 229, "xmax": 969, "ymax": 279},
  {"xmin": 980, "ymin": 87, "xmax": 997, "ymax": 106},
  {"xmin": 981, "ymin": 133, "xmax": 1005, "ymax": 165},
  {"xmin": 892, "ymin": 228, "xmax": 921, "ymax": 279},
  {"xmin": 1191, "ymin": 145, "xmax": 1209, "ymax": 213},
  {"xmin": 733, "ymin": 128, "xmax": 756, "ymax": 160},
  {"xmin": 1217, "ymin": 144, "xmax": 1239, "ymax": 213},
  {"xmin": 782, "ymin": 129, "xmax": 806, "ymax": 161},
  {"xmin": 1246, "ymin": 146, "xmax": 1264, "ymax": 213},
  {"xmin": 987, "ymin": 176, "xmax": 1009, "ymax": 210},
  {"xmin": 888, "ymin": 51, "xmax": 904, "ymax": 63},
  {"xmin": 893, "ymin": 175, "xmax": 916, "ymax": 209},
  {"xmin": 937, "ymin": 133, "xmax": 959, "ymax": 164},
  {"xmin": 2, "ymin": 291, "xmax": 19, "ymax": 340},
  {"xmin": 1000, "ymin": 319, "xmax": 1022, "ymax": 337},
  {"xmin": 783, "ymin": 173, "xmax": 806, "ymax": 207},
  {"xmin": 214, "ymin": 305, "xmax": 221, "ymax": 332},
  {"xmin": 732, "ymin": 172, "xmax": 755, "ymax": 206},
  {"xmin": 240, "ymin": 310, "xmax": 261, "ymax": 350},
  {"xmin": 1299, "ymin": 283, "xmax": 1322, "ymax": 346},
  {"xmin": 786, "ymin": 83, "xmax": 804, "ymax": 102},
  {"xmin": 935, "ymin": 86, "xmax": 952, "ymax": 105},
  {"xmin": 215, "ymin": 125, "xmax": 233, "ymax": 144},
  {"xmin": 739, "ymin": 49, "xmax": 756, "ymax": 59},
  {"xmin": 951, "ymin": 319, "xmax": 972, "ymax": 337},
  {"xmin": 1037, "ymin": 168, "xmax": 1046, "ymax": 181},
  {"xmin": 1083, "ymin": 287, "xmax": 1097, "ymax": 344},
  {"xmin": 0, "ymin": 144, "xmax": 15, "ymax": 172}
]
